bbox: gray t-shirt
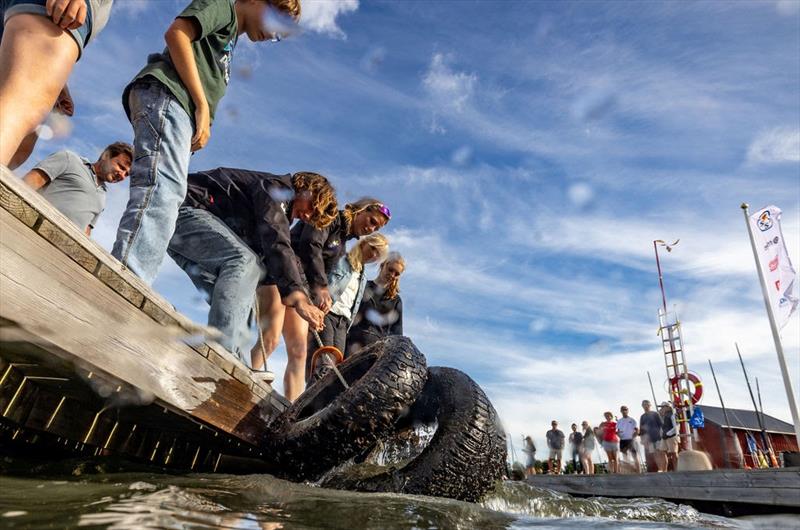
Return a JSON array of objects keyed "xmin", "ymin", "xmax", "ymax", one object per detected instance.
[
  {"xmin": 546, "ymin": 429, "xmax": 565, "ymax": 450},
  {"xmin": 34, "ymin": 150, "xmax": 106, "ymax": 230}
]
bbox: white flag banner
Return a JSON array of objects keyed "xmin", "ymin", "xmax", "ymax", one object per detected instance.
[{"xmin": 749, "ymin": 205, "xmax": 799, "ymax": 329}]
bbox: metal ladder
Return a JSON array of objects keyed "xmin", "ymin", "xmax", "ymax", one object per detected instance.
[{"xmin": 658, "ymin": 307, "xmax": 695, "ymax": 449}]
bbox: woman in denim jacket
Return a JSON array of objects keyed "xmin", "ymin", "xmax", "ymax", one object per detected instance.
[{"xmin": 309, "ymin": 233, "xmax": 388, "ymax": 378}]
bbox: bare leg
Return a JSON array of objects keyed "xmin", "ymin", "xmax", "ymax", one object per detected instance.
[
  {"xmin": 8, "ymin": 131, "xmax": 38, "ymax": 169},
  {"xmin": 0, "ymin": 14, "xmax": 77, "ymax": 166},
  {"xmin": 282, "ymin": 307, "xmax": 309, "ymax": 402},
  {"xmin": 656, "ymin": 450, "xmax": 667, "ymax": 472},
  {"xmin": 250, "ymin": 285, "xmax": 284, "ymax": 370}
]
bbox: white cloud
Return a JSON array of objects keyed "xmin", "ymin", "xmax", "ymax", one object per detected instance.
[
  {"xmin": 300, "ymin": 0, "xmax": 359, "ymax": 38},
  {"xmin": 451, "ymin": 145, "xmax": 472, "ymax": 166},
  {"xmin": 112, "ymin": 0, "xmax": 154, "ymax": 17},
  {"xmin": 746, "ymin": 127, "xmax": 800, "ymax": 165},
  {"xmin": 775, "ymin": 0, "xmax": 800, "ymax": 16},
  {"xmin": 422, "ymin": 53, "xmax": 477, "ymax": 113}
]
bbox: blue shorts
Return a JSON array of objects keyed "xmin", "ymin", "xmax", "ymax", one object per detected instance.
[{"xmin": 1, "ymin": 0, "xmax": 93, "ymax": 60}]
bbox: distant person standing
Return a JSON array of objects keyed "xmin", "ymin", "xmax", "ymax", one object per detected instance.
[
  {"xmin": 580, "ymin": 421, "xmax": 596, "ymax": 474},
  {"xmin": 598, "ymin": 411, "xmax": 619, "ymax": 473},
  {"xmin": 568, "ymin": 423, "xmax": 583, "ymax": 474},
  {"xmin": 522, "ymin": 435, "xmax": 537, "ymax": 476},
  {"xmin": 659, "ymin": 402, "xmax": 679, "ymax": 471},
  {"xmin": 22, "ymin": 142, "xmax": 132, "ymax": 235},
  {"xmin": 617, "ymin": 405, "xmax": 640, "ymax": 472},
  {"xmin": 546, "ymin": 420, "xmax": 565, "ymax": 474},
  {"xmin": 639, "ymin": 400, "xmax": 665, "ymax": 472}
]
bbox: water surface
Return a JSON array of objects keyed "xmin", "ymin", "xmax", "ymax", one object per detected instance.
[{"xmin": 1, "ymin": 459, "xmax": 796, "ymax": 529}]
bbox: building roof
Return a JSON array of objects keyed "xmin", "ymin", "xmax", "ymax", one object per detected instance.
[{"xmin": 700, "ymin": 405, "xmax": 795, "ymax": 434}]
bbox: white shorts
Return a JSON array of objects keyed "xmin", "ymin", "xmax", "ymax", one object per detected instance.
[
  {"xmin": 659, "ymin": 436, "xmax": 679, "ymax": 453},
  {"xmin": 549, "ymin": 449, "xmax": 562, "ymax": 460}
]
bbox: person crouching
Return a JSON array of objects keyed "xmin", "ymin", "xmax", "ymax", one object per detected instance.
[
  {"xmin": 308, "ymin": 233, "xmax": 389, "ymax": 380},
  {"xmin": 167, "ymin": 168, "xmax": 335, "ymax": 363}
]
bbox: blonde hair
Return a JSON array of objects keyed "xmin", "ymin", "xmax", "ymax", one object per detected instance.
[
  {"xmin": 268, "ymin": 0, "xmax": 301, "ymax": 20},
  {"xmin": 380, "ymin": 251, "xmax": 405, "ymax": 300},
  {"xmin": 291, "ymin": 172, "xmax": 338, "ymax": 230},
  {"xmin": 342, "ymin": 197, "xmax": 390, "ymax": 236},
  {"xmin": 347, "ymin": 233, "xmax": 389, "ymax": 272}
]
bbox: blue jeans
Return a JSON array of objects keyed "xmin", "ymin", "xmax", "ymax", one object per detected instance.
[
  {"xmin": 167, "ymin": 206, "xmax": 265, "ymax": 362},
  {"xmin": 112, "ymin": 81, "xmax": 193, "ymax": 285},
  {"xmin": 1, "ymin": 0, "xmax": 93, "ymax": 59}
]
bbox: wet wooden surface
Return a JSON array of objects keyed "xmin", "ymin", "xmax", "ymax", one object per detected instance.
[
  {"xmin": 0, "ymin": 166, "xmax": 287, "ymax": 468},
  {"xmin": 528, "ymin": 468, "xmax": 800, "ymax": 507}
]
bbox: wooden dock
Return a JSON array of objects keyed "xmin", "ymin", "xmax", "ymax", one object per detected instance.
[
  {"xmin": 528, "ymin": 468, "xmax": 800, "ymax": 516},
  {"xmin": 0, "ymin": 166, "xmax": 286, "ymax": 471}
]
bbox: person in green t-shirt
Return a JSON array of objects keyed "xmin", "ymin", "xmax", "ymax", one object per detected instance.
[{"xmin": 112, "ymin": 0, "xmax": 301, "ymax": 286}]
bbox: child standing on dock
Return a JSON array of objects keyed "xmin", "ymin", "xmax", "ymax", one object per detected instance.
[
  {"xmin": 640, "ymin": 400, "xmax": 665, "ymax": 472},
  {"xmin": 659, "ymin": 402, "xmax": 679, "ymax": 471},
  {"xmin": 112, "ymin": 0, "xmax": 301, "ymax": 285},
  {"xmin": 546, "ymin": 420, "xmax": 565, "ymax": 474},
  {"xmin": 598, "ymin": 411, "xmax": 619, "ymax": 473},
  {"xmin": 617, "ymin": 405, "xmax": 640, "ymax": 472},
  {"xmin": 522, "ymin": 435, "xmax": 537, "ymax": 476},
  {"xmin": 568, "ymin": 423, "xmax": 583, "ymax": 474},
  {"xmin": 580, "ymin": 421, "xmax": 595, "ymax": 474}
]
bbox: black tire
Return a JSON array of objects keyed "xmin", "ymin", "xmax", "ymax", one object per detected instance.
[
  {"xmin": 322, "ymin": 367, "xmax": 507, "ymax": 502},
  {"xmin": 266, "ymin": 336, "xmax": 427, "ymax": 481}
]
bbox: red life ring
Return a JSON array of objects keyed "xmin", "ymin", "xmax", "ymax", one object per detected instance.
[{"xmin": 669, "ymin": 373, "xmax": 703, "ymax": 405}]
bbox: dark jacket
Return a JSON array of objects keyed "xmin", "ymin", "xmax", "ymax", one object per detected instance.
[
  {"xmin": 346, "ymin": 280, "xmax": 403, "ymax": 353},
  {"xmin": 183, "ymin": 167, "xmax": 305, "ymax": 298},
  {"xmin": 290, "ymin": 211, "xmax": 354, "ymax": 292}
]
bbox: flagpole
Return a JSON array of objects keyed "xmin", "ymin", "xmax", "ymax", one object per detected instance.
[
  {"xmin": 708, "ymin": 359, "xmax": 732, "ymax": 468},
  {"xmin": 741, "ymin": 203, "xmax": 800, "ymax": 446},
  {"xmin": 647, "ymin": 370, "xmax": 658, "ymax": 406}
]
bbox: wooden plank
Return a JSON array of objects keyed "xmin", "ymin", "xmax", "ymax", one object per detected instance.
[
  {"xmin": 531, "ymin": 468, "xmax": 800, "ymax": 489},
  {"xmin": 0, "ymin": 168, "xmax": 210, "ymax": 341},
  {"xmin": 95, "ymin": 263, "xmax": 145, "ymax": 308},
  {"xmin": 0, "ymin": 207, "xmax": 272, "ymax": 445},
  {"xmin": 528, "ymin": 470, "xmax": 800, "ymax": 507},
  {"xmin": 0, "ymin": 181, "xmax": 39, "ymax": 227},
  {"xmin": 0, "ymin": 167, "xmax": 276, "ymax": 407}
]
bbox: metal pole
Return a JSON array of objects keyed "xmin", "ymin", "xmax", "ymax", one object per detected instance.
[
  {"xmin": 654, "ymin": 240, "xmax": 693, "ymax": 450},
  {"xmin": 740, "ymin": 203, "xmax": 800, "ymax": 446},
  {"xmin": 737, "ymin": 344, "xmax": 767, "ymax": 433},
  {"xmin": 708, "ymin": 359, "xmax": 732, "ymax": 468},
  {"xmin": 647, "ymin": 371, "xmax": 658, "ymax": 406},
  {"xmin": 737, "ymin": 344, "xmax": 769, "ymax": 451},
  {"xmin": 653, "ymin": 240, "xmax": 668, "ymax": 315},
  {"xmin": 756, "ymin": 377, "xmax": 777, "ymax": 462}
]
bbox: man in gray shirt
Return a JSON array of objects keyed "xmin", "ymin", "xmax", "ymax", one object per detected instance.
[{"xmin": 23, "ymin": 142, "xmax": 132, "ymax": 235}]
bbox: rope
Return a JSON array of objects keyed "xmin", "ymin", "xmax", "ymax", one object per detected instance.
[{"xmin": 254, "ymin": 293, "xmax": 269, "ymax": 372}]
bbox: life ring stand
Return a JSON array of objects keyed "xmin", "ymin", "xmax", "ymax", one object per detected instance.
[
  {"xmin": 670, "ymin": 373, "xmax": 703, "ymax": 405},
  {"xmin": 310, "ymin": 345, "xmax": 344, "ymax": 375}
]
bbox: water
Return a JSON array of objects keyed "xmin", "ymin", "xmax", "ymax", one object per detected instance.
[{"xmin": 0, "ymin": 459, "xmax": 796, "ymax": 529}]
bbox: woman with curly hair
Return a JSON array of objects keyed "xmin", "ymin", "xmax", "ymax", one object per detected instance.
[
  {"xmin": 167, "ymin": 168, "xmax": 336, "ymax": 368},
  {"xmin": 252, "ymin": 198, "xmax": 391, "ymax": 400},
  {"xmin": 346, "ymin": 252, "xmax": 405, "ymax": 356}
]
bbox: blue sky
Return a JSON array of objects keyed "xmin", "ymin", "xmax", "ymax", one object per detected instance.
[{"xmin": 15, "ymin": 0, "xmax": 800, "ymax": 457}]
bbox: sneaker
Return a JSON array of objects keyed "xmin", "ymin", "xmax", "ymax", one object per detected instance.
[{"xmin": 252, "ymin": 368, "xmax": 275, "ymax": 384}]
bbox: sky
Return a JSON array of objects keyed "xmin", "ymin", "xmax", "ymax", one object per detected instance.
[{"xmin": 13, "ymin": 0, "xmax": 800, "ymax": 461}]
